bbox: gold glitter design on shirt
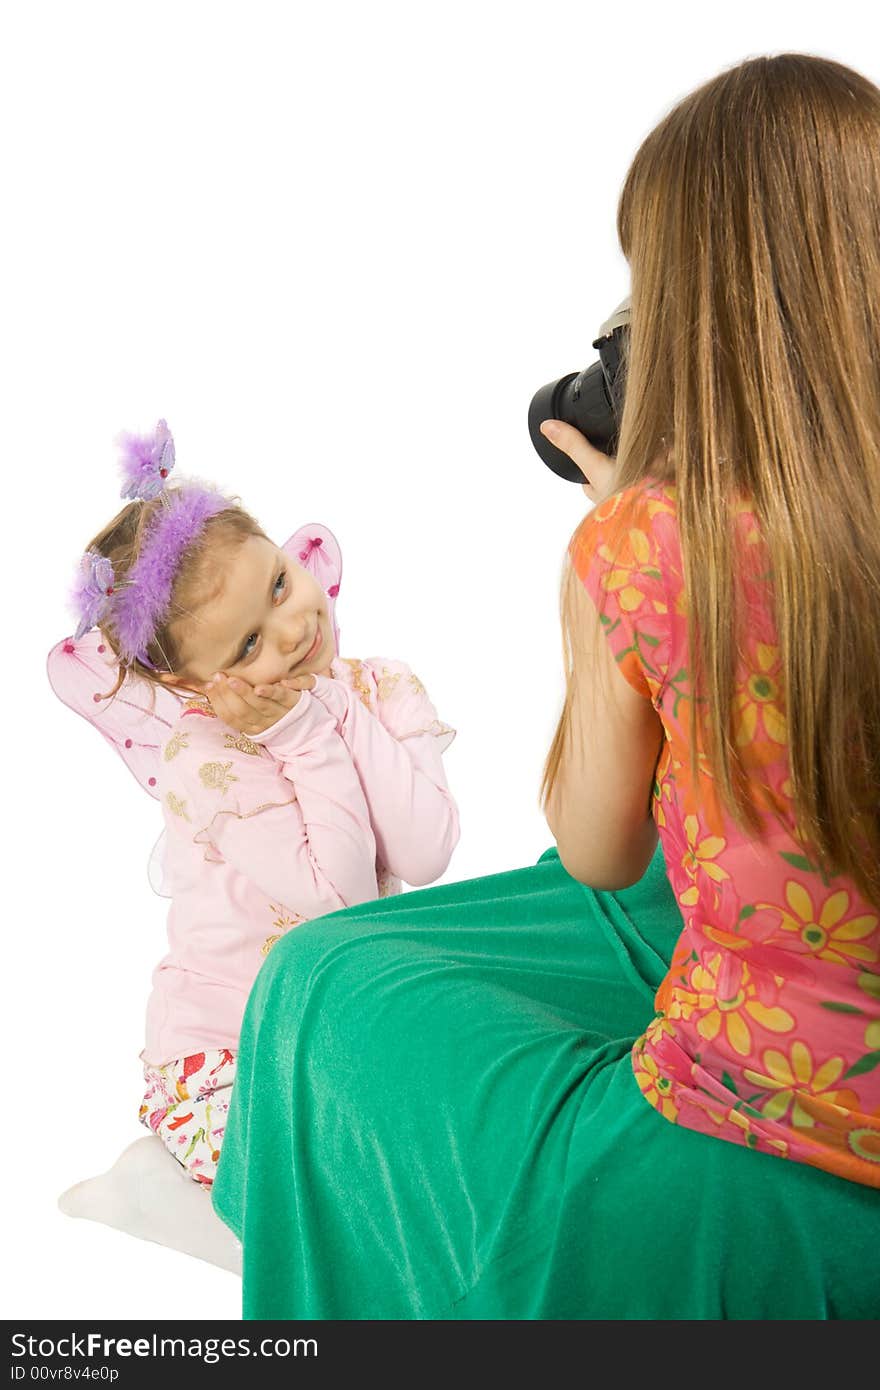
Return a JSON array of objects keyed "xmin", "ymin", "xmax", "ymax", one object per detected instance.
[
  {"xmin": 269, "ymin": 903, "xmax": 306, "ymax": 931},
  {"xmin": 340, "ymin": 657, "xmax": 373, "ymax": 709},
  {"xmin": 376, "ymin": 668, "xmax": 401, "ymax": 700},
  {"xmin": 198, "ymin": 761, "xmax": 239, "ymax": 794},
  {"xmin": 182, "ymin": 697, "xmax": 217, "ymax": 718},
  {"xmin": 262, "ymin": 903, "xmax": 306, "ymax": 956},
  {"xmin": 399, "ymin": 720, "xmax": 455, "ymax": 739},
  {"xmin": 163, "ymin": 731, "xmax": 190, "ymax": 761},
  {"xmin": 408, "ymin": 673, "xmax": 426, "ymax": 697},
  {"xmin": 166, "ymin": 792, "xmax": 191, "ymax": 821},
  {"xmin": 223, "ymin": 732, "xmax": 262, "ymax": 756}
]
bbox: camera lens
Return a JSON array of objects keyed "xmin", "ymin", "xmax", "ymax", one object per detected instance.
[{"xmin": 528, "ymin": 298, "xmax": 630, "ymax": 483}]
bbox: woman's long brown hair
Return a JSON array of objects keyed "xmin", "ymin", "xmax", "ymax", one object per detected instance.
[{"xmin": 539, "ymin": 53, "xmax": 880, "ymax": 911}]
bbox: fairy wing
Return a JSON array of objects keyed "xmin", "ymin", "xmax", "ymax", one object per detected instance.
[
  {"xmin": 47, "ymin": 630, "xmax": 180, "ymax": 896},
  {"xmin": 282, "ymin": 523, "xmax": 342, "ymax": 654},
  {"xmin": 47, "ymin": 630, "xmax": 179, "ymax": 796}
]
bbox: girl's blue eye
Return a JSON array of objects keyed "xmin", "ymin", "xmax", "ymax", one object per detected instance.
[{"xmin": 238, "ymin": 571, "xmax": 288, "ymax": 661}]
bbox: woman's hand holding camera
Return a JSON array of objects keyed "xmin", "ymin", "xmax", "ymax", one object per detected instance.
[{"xmin": 540, "ymin": 419, "xmax": 619, "ymax": 505}]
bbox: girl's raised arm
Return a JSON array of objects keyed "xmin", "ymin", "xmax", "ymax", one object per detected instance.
[
  {"xmin": 162, "ymin": 691, "xmax": 379, "ymax": 917},
  {"xmin": 290, "ymin": 659, "xmax": 460, "ymax": 887}
]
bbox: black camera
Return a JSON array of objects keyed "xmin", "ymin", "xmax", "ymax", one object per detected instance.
[{"xmin": 528, "ymin": 296, "xmax": 631, "ymax": 483}]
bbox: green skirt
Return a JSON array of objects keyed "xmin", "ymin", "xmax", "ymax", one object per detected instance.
[{"xmin": 211, "ymin": 843, "xmax": 880, "ymax": 1319}]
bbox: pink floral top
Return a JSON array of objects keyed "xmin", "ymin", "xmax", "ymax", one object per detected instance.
[{"xmin": 571, "ymin": 479, "xmax": 880, "ymax": 1188}]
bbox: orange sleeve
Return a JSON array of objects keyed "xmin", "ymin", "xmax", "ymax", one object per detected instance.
[{"xmin": 568, "ymin": 484, "xmax": 674, "ymax": 707}]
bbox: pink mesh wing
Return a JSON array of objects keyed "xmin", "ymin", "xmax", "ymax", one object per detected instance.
[
  {"xmin": 47, "ymin": 630, "xmax": 180, "ymax": 799},
  {"xmin": 46, "ymin": 630, "xmax": 183, "ymax": 896},
  {"xmin": 281, "ymin": 523, "xmax": 342, "ymax": 654}
]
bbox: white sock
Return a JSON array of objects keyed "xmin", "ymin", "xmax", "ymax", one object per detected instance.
[{"xmin": 57, "ymin": 1136, "xmax": 242, "ymax": 1275}]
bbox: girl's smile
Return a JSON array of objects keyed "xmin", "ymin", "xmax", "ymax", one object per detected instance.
[{"xmin": 295, "ymin": 627, "xmax": 322, "ymax": 668}]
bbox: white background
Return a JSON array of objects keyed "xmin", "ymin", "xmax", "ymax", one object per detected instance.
[{"xmin": 4, "ymin": 0, "xmax": 873, "ymax": 1322}]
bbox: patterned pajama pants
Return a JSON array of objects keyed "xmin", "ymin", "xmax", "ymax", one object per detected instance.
[{"xmin": 138, "ymin": 1048, "xmax": 236, "ymax": 1188}]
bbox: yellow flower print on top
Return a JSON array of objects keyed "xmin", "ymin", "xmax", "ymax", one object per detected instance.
[
  {"xmin": 573, "ymin": 497, "xmax": 662, "ymax": 612},
  {"xmin": 697, "ymin": 1102, "xmax": 789, "ymax": 1157},
  {"xmin": 734, "ymin": 643, "xmax": 787, "ymax": 752},
  {"xmin": 667, "ymin": 953, "xmax": 795, "ymax": 1057},
  {"xmin": 677, "ymin": 814, "xmax": 730, "ymax": 909},
  {"xmin": 669, "ymin": 739, "xmax": 719, "ymax": 815},
  {"xmin": 643, "ymin": 1012, "xmax": 677, "ymax": 1048},
  {"xmin": 756, "ymin": 881, "xmax": 879, "ymax": 968},
  {"xmin": 743, "ymin": 1041, "xmax": 860, "ymax": 1127},
  {"xmin": 577, "ymin": 481, "xmax": 880, "ymax": 1188},
  {"xmin": 858, "ymin": 971, "xmax": 880, "ymax": 1003},
  {"xmin": 859, "ymin": 975, "xmax": 880, "ymax": 1054},
  {"xmin": 592, "ymin": 485, "xmax": 676, "ymax": 536},
  {"xmin": 633, "ymin": 1048, "xmax": 679, "ymax": 1121},
  {"xmin": 648, "ymin": 737, "xmax": 674, "ymax": 830},
  {"xmin": 592, "ymin": 534, "xmax": 659, "ymax": 620}
]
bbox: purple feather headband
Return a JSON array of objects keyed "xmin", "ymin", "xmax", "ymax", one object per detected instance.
[
  {"xmin": 117, "ymin": 417, "xmax": 176, "ymax": 501},
  {"xmin": 70, "ymin": 420, "xmax": 230, "ymax": 668}
]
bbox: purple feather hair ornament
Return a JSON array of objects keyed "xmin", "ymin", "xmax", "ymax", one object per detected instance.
[
  {"xmin": 112, "ymin": 484, "xmax": 231, "ymax": 666},
  {"xmin": 117, "ymin": 419, "xmax": 176, "ymax": 501},
  {"xmin": 71, "ymin": 550, "xmax": 117, "ymax": 641}
]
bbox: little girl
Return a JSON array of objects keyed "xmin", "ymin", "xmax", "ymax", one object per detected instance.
[{"xmin": 57, "ymin": 420, "xmax": 459, "ymax": 1224}]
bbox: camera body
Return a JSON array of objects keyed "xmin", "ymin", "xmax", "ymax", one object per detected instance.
[{"xmin": 528, "ymin": 296, "xmax": 631, "ymax": 482}]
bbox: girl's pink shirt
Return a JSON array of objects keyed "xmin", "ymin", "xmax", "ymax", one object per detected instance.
[{"xmin": 144, "ymin": 655, "xmax": 458, "ymax": 1067}]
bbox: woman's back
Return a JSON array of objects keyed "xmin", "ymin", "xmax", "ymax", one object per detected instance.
[{"xmin": 573, "ymin": 477, "xmax": 880, "ymax": 1187}]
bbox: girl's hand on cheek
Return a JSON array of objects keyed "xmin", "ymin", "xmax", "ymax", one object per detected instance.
[
  {"xmin": 279, "ymin": 674, "xmax": 318, "ymax": 693},
  {"xmin": 202, "ymin": 672, "xmax": 311, "ymax": 736}
]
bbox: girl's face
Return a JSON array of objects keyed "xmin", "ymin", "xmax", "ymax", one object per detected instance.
[{"xmin": 163, "ymin": 535, "xmax": 336, "ymax": 694}]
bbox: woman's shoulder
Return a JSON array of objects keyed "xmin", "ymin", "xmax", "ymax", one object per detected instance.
[
  {"xmin": 608, "ymin": 473, "xmax": 759, "ymax": 524},
  {"xmin": 572, "ymin": 475, "xmax": 675, "ymax": 571},
  {"xmin": 596, "ymin": 475, "xmax": 676, "ymax": 525},
  {"xmin": 599, "ymin": 474, "xmax": 763, "ymax": 565}
]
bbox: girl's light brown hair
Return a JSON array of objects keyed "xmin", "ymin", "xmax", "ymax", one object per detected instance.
[
  {"xmin": 539, "ymin": 53, "xmax": 880, "ymax": 911},
  {"xmin": 85, "ymin": 490, "xmax": 269, "ymax": 703}
]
